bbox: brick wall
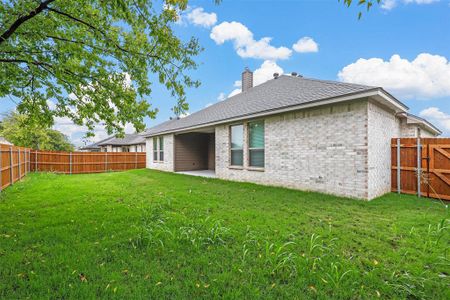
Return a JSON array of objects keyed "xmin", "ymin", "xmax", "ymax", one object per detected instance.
[
  {"xmin": 367, "ymin": 100, "xmax": 401, "ymax": 199},
  {"xmin": 400, "ymin": 119, "xmax": 419, "ymax": 137},
  {"xmin": 215, "ymin": 100, "xmax": 370, "ymax": 199},
  {"xmin": 146, "ymin": 134, "xmax": 174, "ymax": 172}
]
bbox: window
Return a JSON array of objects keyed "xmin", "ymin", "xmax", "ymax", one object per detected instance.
[
  {"xmin": 159, "ymin": 136, "xmax": 164, "ymax": 161},
  {"xmin": 122, "ymin": 146, "xmax": 130, "ymax": 152},
  {"xmin": 248, "ymin": 120, "xmax": 264, "ymax": 168},
  {"xmin": 153, "ymin": 137, "xmax": 164, "ymax": 162},
  {"xmin": 230, "ymin": 124, "xmax": 244, "ymax": 166},
  {"xmin": 153, "ymin": 138, "xmax": 158, "ymax": 161}
]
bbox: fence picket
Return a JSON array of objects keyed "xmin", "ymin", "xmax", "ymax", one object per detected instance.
[
  {"xmin": 392, "ymin": 137, "xmax": 450, "ymax": 201},
  {"xmin": 0, "ymin": 145, "xmax": 146, "ymax": 191},
  {"xmin": 9, "ymin": 147, "xmax": 13, "ymax": 185}
]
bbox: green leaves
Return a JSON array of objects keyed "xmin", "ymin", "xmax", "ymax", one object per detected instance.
[
  {"xmin": 0, "ymin": 111, "xmax": 75, "ymax": 151},
  {"xmin": 0, "ymin": 0, "xmax": 201, "ymax": 136},
  {"xmin": 339, "ymin": 0, "xmax": 382, "ymax": 19}
]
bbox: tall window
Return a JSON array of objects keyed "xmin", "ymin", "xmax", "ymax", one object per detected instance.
[
  {"xmin": 230, "ymin": 124, "xmax": 244, "ymax": 166},
  {"xmin": 159, "ymin": 136, "xmax": 164, "ymax": 161},
  {"xmin": 153, "ymin": 138, "xmax": 157, "ymax": 161},
  {"xmin": 153, "ymin": 137, "xmax": 164, "ymax": 162},
  {"xmin": 248, "ymin": 120, "xmax": 265, "ymax": 168}
]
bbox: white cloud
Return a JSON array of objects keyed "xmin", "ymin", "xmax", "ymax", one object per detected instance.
[
  {"xmin": 52, "ymin": 116, "xmax": 109, "ymax": 147},
  {"xmin": 210, "ymin": 21, "xmax": 292, "ymax": 60},
  {"xmin": 228, "ymin": 89, "xmax": 241, "ymax": 98},
  {"xmin": 186, "ymin": 7, "xmax": 217, "ymax": 28},
  {"xmin": 227, "ymin": 60, "xmax": 284, "ymax": 98},
  {"xmin": 217, "ymin": 92, "xmax": 226, "ymax": 101},
  {"xmin": 205, "ymin": 103, "xmax": 213, "ymax": 108},
  {"xmin": 381, "ymin": 0, "xmax": 398, "ymax": 10},
  {"xmin": 419, "ymin": 107, "xmax": 450, "ymax": 136},
  {"xmin": 253, "ymin": 60, "xmax": 284, "ymax": 86},
  {"xmin": 292, "ymin": 37, "xmax": 319, "ymax": 53},
  {"xmin": 381, "ymin": 0, "xmax": 439, "ymax": 10},
  {"xmin": 338, "ymin": 53, "xmax": 450, "ymax": 99},
  {"xmin": 49, "ymin": 99, "xmax": 136, "ymax": 147}
]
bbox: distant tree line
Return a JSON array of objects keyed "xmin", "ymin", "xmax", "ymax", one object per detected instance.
[{"xmin": 0, "ymin": 111, "xmax": 74, "ymax": 151}]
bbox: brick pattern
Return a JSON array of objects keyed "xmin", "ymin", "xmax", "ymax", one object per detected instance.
[
  {"xmin": 367, "ymin": 101, "xmax": 401, "ymax": 199},
  {"xmin": 146, "ymin": 134, "xmax": 174, "ymax": 172},
  {"xmin": 144, "ymin": 100, "xmax": 437, "ymax": 200},
  {"xmin": 400, "ymin": 120, "xmax": 419, "ymax": 137},
  {"xmin": 215, "ymin": 100, "xmax": 370, "ymax": 199}
]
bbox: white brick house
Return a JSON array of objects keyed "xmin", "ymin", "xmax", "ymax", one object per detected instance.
[{"xmin": 143, "ymin": 69, "xmax": 440, "ymax": 200}]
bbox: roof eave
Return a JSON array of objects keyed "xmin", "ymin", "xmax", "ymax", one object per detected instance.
[{"xmin": 405, "ymin": 114, "xmax": 442, "ymax": 135}]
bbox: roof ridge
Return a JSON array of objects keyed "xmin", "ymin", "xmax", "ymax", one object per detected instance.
[{"xmin": 280, "ymin": 74, "xmax": 378, "ymax": 89}]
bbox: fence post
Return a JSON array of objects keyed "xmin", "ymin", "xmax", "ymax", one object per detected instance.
[
  {"xmin": 9, "ymin": 147, "xmax": 13, "ymax": 186},
  {"xmin": 0, "ymin": 146, "xmax": 2, "ymax": 192},
  {"xmin": 417, "ymin": 138, "xmax": 421, "ymax": 198},
  {"xmin": 18, "ymin": 148, "xmax": 21, "ymax": 179},
  {"xmin": 105, "ymin": 152, "xmax": 108, "ymax": 171},
  {"xmin": 69, "ymin": 152, "xmax": 72, "ymax": 174},
  {"xmin": 397, "ymin": 138, "xmax": 401, "ymax": 194},
  {"xmin": 35, "ymin": 150, "xmax": 38, "ymax": 172},
  {"xmin": 135, "ymin": 151, "xmax": 138, "ymax": 169}
]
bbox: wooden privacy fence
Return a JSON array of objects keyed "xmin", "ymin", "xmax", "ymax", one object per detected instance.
[
  {"xmin": 0, "ymin": 144, "xmax": 31, "ymax": 191},
  {"xmin": 30, "ymin": 150, "xmax": 146, "ymax": 174},
  {"xmin": 391, "ymin": 138, "xmax": 450, "ymax": 201},
  {"xmin": 0, "ymin": 144, "xmax": 146, "ymax": 192}
]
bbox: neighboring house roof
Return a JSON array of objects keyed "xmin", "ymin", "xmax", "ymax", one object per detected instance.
[
  {"xmin": 398, "ymin": 112, "xmax": 442, "ymax": 135},
  {"xmin": 80, "ymin": 136, "xmax": 115, "ymax": 150},
  {"xmin": 143, "ymin": 75, "xmax": 409, "ymax": 137},
  {"xmin": 0, "ymin": 136, "xmax": 13, "ymax": 145},
  {"xmin": 97, "ymin": 133, "xmax": 146, "ymax": 146}
]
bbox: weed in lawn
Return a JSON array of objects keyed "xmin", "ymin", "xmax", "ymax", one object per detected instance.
[
  {"xmin": 423, "ymin": 218, "xmax": 449, "ymax": 253},
  {"xmin": 264, "ymin": 241, "xmax": 298, "ymax": 280},
  {"xmin": 179, "ymin": 216, "xmax": 230, "ymax": 248},
  {"xmin": 321, "ymin": 262, "xmax": 352, "ymax": 289},
  {"xmin": 131, "ymin": 204, "xmax": 174, "ymax": 249}
]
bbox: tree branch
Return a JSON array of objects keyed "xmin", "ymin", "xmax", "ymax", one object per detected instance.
[{"xmin": 0, "ymin": 0, "xmax": 55, "ymax": 45}]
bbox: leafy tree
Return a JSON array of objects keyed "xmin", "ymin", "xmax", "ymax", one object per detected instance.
[
  {"xmin": 0, "ymin": 0, "xmax": 201, "ymax": 137},
  {"xmin": 0, "ymin": 111, "xmax": 74, "ymax": 151},
  {"xmin": 340, "ymin": 0, "xmax": 381, "ymax": 18}
]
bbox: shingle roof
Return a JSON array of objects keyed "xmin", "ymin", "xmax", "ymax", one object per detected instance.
[
  {"xmin": 97, "ymin": 134, "xmax": 145, "ymax": 146},
  {"xmin": 143, "ymin": 75, "xmax": 383, "ymax": 136},
  {"xmin": 81, "ymin": 136, "xmax": 115, "ymax": 150},
  {"xmin": 81, "ymin": 134, "xmax": 145, "ymax": 150}
]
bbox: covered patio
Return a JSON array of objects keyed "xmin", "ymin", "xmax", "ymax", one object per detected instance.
[
  {"xmin": 176, "ymin": 170, "xmax": 216, "ymax": 178},
  {"xmin": 173, "ymin": 129, "xmax": 215, "ymax": 175}
]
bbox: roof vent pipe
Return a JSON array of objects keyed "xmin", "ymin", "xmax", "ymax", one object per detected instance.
[
  {"xmin": 291, "ymin": 72, "xmax": 298, "ymax": 77},
  {"xmin": 273, "ymin": 73, "xmax": 279, "ymax": 79}
]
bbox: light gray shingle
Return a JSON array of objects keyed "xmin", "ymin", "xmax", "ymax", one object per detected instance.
[{"xmin": 144, "ymin": 75, "xmax": 383, "ymax": 136}]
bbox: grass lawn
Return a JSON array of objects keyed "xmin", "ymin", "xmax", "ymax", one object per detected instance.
[{"xmin": 0, "ymin": 170, "xmax": 449, "ymax": 299}]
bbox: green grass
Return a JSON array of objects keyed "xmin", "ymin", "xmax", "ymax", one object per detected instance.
[{"xmin": 0, "ymin": 170, "xmax": 449, "ymax": 299}]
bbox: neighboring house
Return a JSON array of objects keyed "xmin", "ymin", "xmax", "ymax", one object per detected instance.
[
  {"xmin": 79, "ymin": 136, "xmax": 115, "ymax": 152},
  {"xmin": 0, "ymin": 136, "xmax": 13, "ymax": 145},
  {"xmin": 142, "ymin": 68, "xmax": 440, "ymax": 200},
  {"xmin": 81, "ymin": 134, "xmax": 146, "ymax": 152}
]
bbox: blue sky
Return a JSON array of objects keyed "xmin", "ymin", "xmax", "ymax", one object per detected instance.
[{"xmin": 1, "ymin": 0, "xmax": 449, "ymax": 144}]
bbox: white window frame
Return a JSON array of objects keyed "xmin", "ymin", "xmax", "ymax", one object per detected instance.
[
  {"xmin": 247, "ymin": 120, "xmax": 265, "ymax": 169},
  {"xmin": 229, "ymin": 124, "xmax": 244, "ymax": 167},
  {"xmin": 153, "ymin": 137, "xmax": 164, "ymax": 162}
]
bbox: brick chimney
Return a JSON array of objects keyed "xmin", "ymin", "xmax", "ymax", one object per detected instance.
[{"xmin": 241, "ymin": 67, "xmax": 253, "ymax": 92}]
